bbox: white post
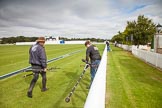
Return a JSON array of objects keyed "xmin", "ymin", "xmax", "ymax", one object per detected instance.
[
  {"xmin": 156, "ymin": 53, "xmax": 158, "ymax": 67},
  {"xmin": 146, "ymin": 51, "xmax": 148, "ymax": 62},
  {"xmin": 84, "ymin": 45, "xmax": 107, "ymax": 108}
]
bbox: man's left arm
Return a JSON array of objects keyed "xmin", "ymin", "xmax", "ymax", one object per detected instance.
[{"xmin": 40, "ymin": 48, "xmax": 47, "ymax": 69}]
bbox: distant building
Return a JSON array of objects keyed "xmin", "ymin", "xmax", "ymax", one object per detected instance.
[
  {"xmin": 45, "ymin": 36, "xmax": 59, "ymax": 41},
  {"xmin": 154, "ymin": 33, "xmax": 162, "ymax": 54}
]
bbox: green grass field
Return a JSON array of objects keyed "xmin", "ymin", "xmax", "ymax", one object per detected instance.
[
  {"xmin": 1, "ymin": 44, "xmax": 162, "ymax": 108},
  {"xmin": 0, "ymin": 44, "xmax": 104, "ymax": 108},
  {"xmin": 106, "ymin": 45, "xmax": 162, "ymax": 108}
]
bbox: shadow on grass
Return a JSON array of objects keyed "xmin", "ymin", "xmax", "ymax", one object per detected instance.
[
  {"xmin": 52, "ymin": 70, "xmax": 89, "ymax": 108},
  {"xmin": 24, "ymin": 75, "xmax": 32, "ymax": 84},
  {"xmin": 23, "ymin": 70, "xmax": 60, "ymax": 90}
]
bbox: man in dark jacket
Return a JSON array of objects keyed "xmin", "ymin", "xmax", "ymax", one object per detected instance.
[
  {"xmin": 27, "ymin": 37, "xmax": 48, "ymax": 98},
  {"xmin": 106, "ymin": 40, "xmax": 110, "ymax": 51},
  {"xmin": 85, "ymin": 40, "xmax": 101, "ymax": 89}
]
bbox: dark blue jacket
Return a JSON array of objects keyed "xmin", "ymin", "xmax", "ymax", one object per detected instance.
[
  {"xmin": 86, "ymin": 45, "xmax": 101, "ymax": 63},
  {"xmin": 29, "ymin": 43, "xmax": 47, "ymax": 68}
]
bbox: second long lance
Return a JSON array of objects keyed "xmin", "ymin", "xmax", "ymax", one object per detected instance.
[
  {"xmin": 23, "ymin": 67, "xmax": 60, "ymax": 78},
  {"xmin": 65, "ymin": 63, "xmax": 90, "ymax": 103}
]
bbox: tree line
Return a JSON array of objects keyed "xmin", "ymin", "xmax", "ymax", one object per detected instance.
[
  {"xmin": 111, "ymin": 15, "xmax": 157, "ymax": 45},
  {"xmin": 59, "ymin": 37, "xmax": 105, "ymax": 42},
  {"xmin": 0, "ymin": 36, "xmax": 106, "ymax": 44},
  {"xmin": 0, "ymin": 36, "xmax": 38, "ymax": 44}
]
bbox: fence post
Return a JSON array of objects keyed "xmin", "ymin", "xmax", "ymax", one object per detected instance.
[
  {"xmin": 156, "ymin": 54, "xmax": 158, "ymax": 67},
  {"xmin": 146, "ymin": 51, "xmax": 148, "ymax": 62}
]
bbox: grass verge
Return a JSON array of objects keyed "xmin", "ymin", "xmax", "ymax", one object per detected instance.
[{"xmin": 106, "ymin": 45, "xmax": 162, "ymax": 108}]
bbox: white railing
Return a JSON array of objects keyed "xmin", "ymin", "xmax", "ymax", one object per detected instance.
[
  {"xmin": 117, "ymin": 44, "xmax": 162, "ymax": 69},
  {"xmin": 132, "ymin": 47, "xmax": 162, "ymax": 69},
  {"xmin": 84, "ymin": 45, "xmax": 107, "ymax": 108}
]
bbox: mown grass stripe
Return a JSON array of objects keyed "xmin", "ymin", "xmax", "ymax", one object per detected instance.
[
  {"xmin": 0, "ymin": 44, "xmax": 105, "ymax": 108},
  {"xmin": 0, "ymin": 50, "xmax": 82, "ymax": 80},
  {"xmin": 106, "ymin": 45, "xmax": 162, "ymax": 108}
]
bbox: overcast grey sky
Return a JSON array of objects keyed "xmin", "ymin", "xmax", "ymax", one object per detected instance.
[{"xmin": 0, "ymin": 0, "xmax": 162, "ymax": 39}]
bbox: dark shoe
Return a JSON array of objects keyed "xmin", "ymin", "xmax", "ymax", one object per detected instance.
[
  {"xmin": 41, "ymin": 88, "xmax": 49, "ymax": 92},
  {"xmin": 27, "ymin": 91, "xmax": 32, "ymax": 98}
]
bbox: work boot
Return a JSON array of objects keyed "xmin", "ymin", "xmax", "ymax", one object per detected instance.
[
  {"xmin": 41, "ymin": 88, "xmax": 49, "ymax": 92},
  {"xmin": 27, "ymin": 91, "xmax": 32, "ymax": 98}
]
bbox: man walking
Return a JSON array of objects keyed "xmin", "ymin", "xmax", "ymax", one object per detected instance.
[
  {"xmin": 27, "ymin": 37, "xmax": 48, "ymax": 98},
  {"xmin": 84, "ymin": 40, "xmax": 101, "ymax": 89}
]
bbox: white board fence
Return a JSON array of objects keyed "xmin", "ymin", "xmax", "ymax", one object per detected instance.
[{"xmin": 84, "ymin": 45, "xmax": 107, "ymax": 108}]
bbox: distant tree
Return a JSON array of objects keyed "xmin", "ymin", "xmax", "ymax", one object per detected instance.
[
  {"xmin": 111, "ymin": 34, "xmax": 123, "ymax": 43},
  {"xmin": 1, "ymin": 38, "xmax": 8, "ymax": 44},
  {"xmin": 111, "ymin": 15, "xmax": 156, "ymax": 45},
  {"xmin": 135, "ymin": 15, "xmax": 156, "ymax": 45},
  {"xmin": 1, "ymin": 36, "xmax": 38, "ymax": 44},
  {"xmin": 1, "ymin": 36, "xmax": 105, "ymax": 44}
]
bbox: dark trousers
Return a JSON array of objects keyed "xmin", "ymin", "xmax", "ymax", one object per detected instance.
[
  {"xmin": 89, "ymin": 60, "xmax": 100, "ymax": 87},
  {"xmin": 28, "ymin": 66, "xmax": 47, "ymax": 93}
]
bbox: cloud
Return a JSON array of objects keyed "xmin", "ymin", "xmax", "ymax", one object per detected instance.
[{"xmin": 0, "ymin": 0, "xmax": 162, "ymax": 39}]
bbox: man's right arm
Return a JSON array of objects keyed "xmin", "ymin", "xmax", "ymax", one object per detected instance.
[
  {"xmin": 86, "ymin": 48, "xmax": 91, "ymax": 62},
  {"xmin": 39, "ymin": 48, "xmax": 47, "ymax": 69}
]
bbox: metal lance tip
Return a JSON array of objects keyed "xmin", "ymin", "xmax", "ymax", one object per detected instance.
[{"xmin": 65, "ymin": 97, "xmax": 70, "ymax": 103}]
